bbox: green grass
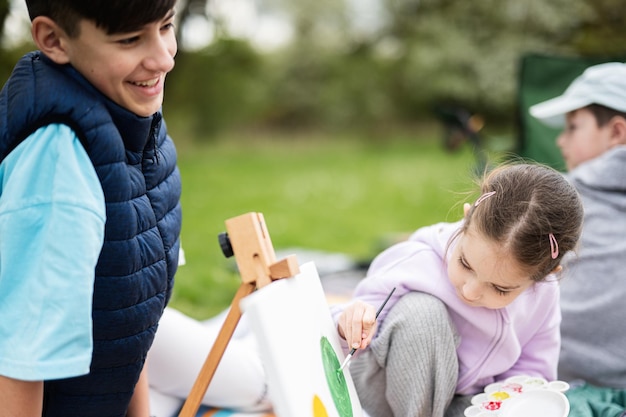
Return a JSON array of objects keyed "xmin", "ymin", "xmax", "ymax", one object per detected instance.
[{"xmin": 168, "ymin": 128, "xmax": 479, "ymax": 319}]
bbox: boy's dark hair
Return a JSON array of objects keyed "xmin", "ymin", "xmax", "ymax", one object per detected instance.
[
  {"xmin": 586, "ymin": 104, "xmax": 626, "ymax": 127},
  {"xmin": 461, "ymin": 163, "xmax": 583, "ymax": 282},
  {"xmin": 25, "ymin": 0, "xmax": 177, "ymax": 37}
]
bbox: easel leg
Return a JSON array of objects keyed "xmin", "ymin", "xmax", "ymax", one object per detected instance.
[
  {"xmin": 177, "ymin": 212, "xmax": 299, "ymax": 417},
  {"xmin": 177, "ymin": 282, "xmax": 256, "ymax": 417}
]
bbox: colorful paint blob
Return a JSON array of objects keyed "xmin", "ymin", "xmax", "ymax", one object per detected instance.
[
  {"xmin": 489, "ymin": 391, "xmax": 511, "ymax": 401},
  {"xmin": 502, "ymin": 382, "xmax": 523, "ymax": 393},
  {"xmin": 313, "ymin": 395, "xmax": 330, "ymax": 417},
  {"xmin": 320, "ymin": 336, "xmax": 353, "ymax": 417},
  {"xmin": 482, "ymin": 401, "xmax": 502, "ymax": 411},
  {"xmin": 525, "ymin": 377, "xmax": 546, "ymax": 387}
]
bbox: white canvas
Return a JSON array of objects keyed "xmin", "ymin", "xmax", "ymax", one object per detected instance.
[{"xmin": 240, "ymin": 262, "xmax": 363, "ymax": 417}]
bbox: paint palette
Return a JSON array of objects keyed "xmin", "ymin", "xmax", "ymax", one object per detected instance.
[{"xmin": 463, "ymin": 375, "xmax": 570, "ymax": 417}]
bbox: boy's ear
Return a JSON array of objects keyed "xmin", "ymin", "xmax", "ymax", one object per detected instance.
[
  {"xmin": 31, "ymin": 16, "xmax": 71, "ymax": 65},
  {"xmin": 609, "ymin": 116, "xmax": 626, "ymax": 146}
]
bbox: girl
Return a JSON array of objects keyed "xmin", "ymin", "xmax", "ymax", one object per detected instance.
[{"xmin": 334, "ymin": 163, "xmax": 584, "ymax": 417}]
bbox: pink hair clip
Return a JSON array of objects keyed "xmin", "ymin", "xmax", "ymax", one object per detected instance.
[
  {"xmin": 549, "ymin": 233, "xmax": 559, "ymax": 259},
  {"xmin": 474, "ymin": 191, "xmax": 496, "ymax": 207}
]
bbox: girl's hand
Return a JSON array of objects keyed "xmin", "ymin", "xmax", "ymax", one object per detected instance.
[{"xmin": 337, "ymin": 301, "xmax": 378, "ymax": 350}]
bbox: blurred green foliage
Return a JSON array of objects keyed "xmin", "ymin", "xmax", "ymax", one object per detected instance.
[
  {"xmin": 3, "ymin": 0, "xmax": 626, "ymax": 138},
  {"xmin": 161, "ymin": 0, "xmax": 626, "ymax": 140},
  {"xmin": 165, "ymin": 39, "xmax": 267, "ymax": 134}
]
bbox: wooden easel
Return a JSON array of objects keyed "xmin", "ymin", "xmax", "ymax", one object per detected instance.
[{"xmin": 178, "ymin": 212, "xmax": 299, "ymax": 417}]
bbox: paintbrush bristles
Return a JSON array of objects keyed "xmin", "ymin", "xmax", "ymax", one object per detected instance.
[{"xmin": 338, "ymin": 350, "xmax": 355, "ymax": 372}]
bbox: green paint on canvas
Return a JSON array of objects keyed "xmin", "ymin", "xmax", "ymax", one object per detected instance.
[{"xmin": 320, "ymin": 336, "xmax": 353, "ymax": 417}]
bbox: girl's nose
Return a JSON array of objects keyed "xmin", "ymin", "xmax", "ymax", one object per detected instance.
[{"xmin": 462, "ymin": 281, "xmax": 482, "ymax": 301}]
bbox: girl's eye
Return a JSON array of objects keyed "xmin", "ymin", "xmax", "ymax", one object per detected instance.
[
  {"xmin": 458, "ymin": 256, "xmax": 471, "ymax": 270},
  {"xmin": 493, "ymin": 286, "xmax": 509, "ymax": 296},
  {"xmin": 162, "ymin": 22, "xmax": 175, "ymax": 31}
]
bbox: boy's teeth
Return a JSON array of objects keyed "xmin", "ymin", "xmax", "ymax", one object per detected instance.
[{"xmin": 135, "ymin": 79, "xmax": 158, "ymax": 87}]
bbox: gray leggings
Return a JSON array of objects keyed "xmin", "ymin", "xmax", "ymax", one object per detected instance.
[{"xmin": 348, "ymin": 292, "xmax": 472, "ymax": 417}]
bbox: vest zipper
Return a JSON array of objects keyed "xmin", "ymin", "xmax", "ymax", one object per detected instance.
[{"xmin": 149, "ymin": 113, "xmax": 162, "ymax": 164}]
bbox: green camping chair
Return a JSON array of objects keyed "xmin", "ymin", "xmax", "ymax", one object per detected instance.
[{"xmin": 515, "ymin": 53, "xmax": 626, "ymax": 171}]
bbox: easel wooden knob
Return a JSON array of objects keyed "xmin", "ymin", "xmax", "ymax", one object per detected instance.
[{"xmin": 178, "ymin": 212, "xmax": 299, "ymax": 417}]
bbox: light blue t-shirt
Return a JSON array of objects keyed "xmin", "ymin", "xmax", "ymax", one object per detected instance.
[{"xmin": 0, "ymin": 124, "xmax": 106, "ymax": 381}]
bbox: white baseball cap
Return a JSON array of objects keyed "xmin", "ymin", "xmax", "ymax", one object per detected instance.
[{"xmin": 529, "ymin": 62, "xmax": 626, "ymax": 127}]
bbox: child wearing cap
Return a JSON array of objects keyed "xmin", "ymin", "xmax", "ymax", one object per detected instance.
[{"xmin": 529, "ymin": 62, "xmax": 626, "ymax": 389}]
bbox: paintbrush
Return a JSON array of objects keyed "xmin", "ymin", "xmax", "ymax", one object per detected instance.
[{"xmin": 337, "ymin": 287, "xmax": 396, "ymax": 373}]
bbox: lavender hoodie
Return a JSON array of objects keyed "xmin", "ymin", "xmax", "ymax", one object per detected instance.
[{"xmin": 338, "ymin": 220, "xmax": 561, "ymax": 395}]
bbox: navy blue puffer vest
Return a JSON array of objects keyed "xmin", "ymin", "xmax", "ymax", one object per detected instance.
[{"xmin": 0, "ymin": 52, "xmax": 182, "ymax": 416}]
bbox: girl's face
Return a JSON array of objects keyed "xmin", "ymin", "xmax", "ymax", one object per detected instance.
[{"xmin": 448, "ymin": 224, "xmax": 534, "ymax": 309}]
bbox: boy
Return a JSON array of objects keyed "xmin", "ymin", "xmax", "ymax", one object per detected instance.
[
  {"xmin": 0, "ymin": 1, "xmax": 181, "ymax": 416},
  {"xmin": 530, "ymin": 62, "xmax": 626, "ymax": 389}
]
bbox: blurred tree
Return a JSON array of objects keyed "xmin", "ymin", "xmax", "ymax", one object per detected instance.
[
  {"xmin": 261, "ymin": 0, "xmax": 350, "ymax": 44},
  {"xmin": 164, "ymin": 37, "xmax": 266, "ymax": 136},
  {"xmin": 0, "ymin": 0, "xmax": 31, "ymax": 85},
  {"xmin": 574, "ymin": 0, "xmax": 626, "ymax": 55},
  {"xmin": 371, "ymin": 0, "xmax": 592, "ymax": 120},
  {"xmin": 255, "ymin": 0, "xmax": 352, "ymax": 128},
  {"xmin": 0, "ymin": 0, "xmax": 9, "ymax": 40},
  {"xmin": 163, "ymin": 0, "xmax": 626, "ymax": 134},
  {"xmin": 176, "ymin": 0, "xmax": 210, "ymax": 46},
  {"xmin": 4, "ymin": 0, "xmax": 623, "ymax": 134}
]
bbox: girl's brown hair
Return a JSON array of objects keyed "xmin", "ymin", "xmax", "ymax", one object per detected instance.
[{"xmin": 461, "ymin": 163, "xmax": 583, "ymax": 282}]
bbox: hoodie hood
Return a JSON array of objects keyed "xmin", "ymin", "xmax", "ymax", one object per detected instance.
[{"xmin": 568, "ymin": 145, "xmax": 626, "ymax": 201}]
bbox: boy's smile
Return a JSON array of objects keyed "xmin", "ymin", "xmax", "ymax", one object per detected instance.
[{"xmin": 56, "ymin": 11, "xmax": 177, "ymax": 117}]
